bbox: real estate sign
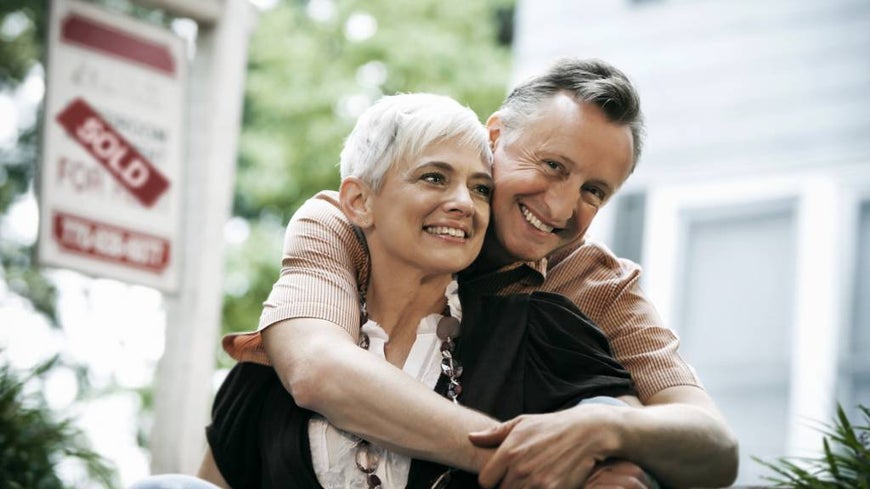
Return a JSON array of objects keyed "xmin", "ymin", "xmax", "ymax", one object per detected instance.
[{"xmin": 38, "ymin": 0, "xmax": 187, "ymax": 291}]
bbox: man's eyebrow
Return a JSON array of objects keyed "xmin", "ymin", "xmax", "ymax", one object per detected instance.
[
  {"xmin": 561, "ymin": 155, "xmax": 579, "ymax": 169},
  {"xmin": 542, "ymin": 151, "xmax": 577, "ymax": 169}
]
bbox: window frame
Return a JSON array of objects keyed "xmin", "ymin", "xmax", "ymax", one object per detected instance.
[{"xmin": 637, "ymin": 166, "xmax": 870, "ymax": 480}]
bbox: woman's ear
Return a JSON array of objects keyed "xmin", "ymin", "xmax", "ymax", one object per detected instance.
[{"xmin": 339, "ymin": 177, "xmax": 374, "ymax": 228}]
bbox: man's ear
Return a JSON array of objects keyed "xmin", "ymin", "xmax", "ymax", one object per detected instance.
[
  {"xmin": 339, "ymin": 177, "xmax": 374, "ymax": 228},
  {"xmin": 485, "ymin": 112, "xmax": 502, "ymax": 150}
]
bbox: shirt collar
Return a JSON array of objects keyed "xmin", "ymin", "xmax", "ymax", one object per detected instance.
[{"xmin": 524, "ymin": 257, "xmax": 548, "ymax": 280}]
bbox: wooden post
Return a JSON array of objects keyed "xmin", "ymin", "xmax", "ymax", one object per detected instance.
[{"xmin": 146, "ymin": 0, "xmax": 257, "ymax": 474}]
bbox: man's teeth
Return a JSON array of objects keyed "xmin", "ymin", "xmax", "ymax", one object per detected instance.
[
  {"xmin": 521, "ymin": 206, "xmax": 554, "ymax": 233},
  {"xmin": 426, "ymin": 226, "xmax": 467, "ymax": 238}
]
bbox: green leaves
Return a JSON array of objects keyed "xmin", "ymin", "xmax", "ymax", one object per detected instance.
[
  {"xmin": 753, "ymin": 404, "xmax": 870, "ymax": 488},
  {"xmin": 0, "ymin": 356, "xmax": 119, "ymax": 489}
]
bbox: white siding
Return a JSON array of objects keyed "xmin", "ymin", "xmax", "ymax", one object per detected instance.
[{"xmin": 513, "ymin": 0, "xmax": 870, "ymax": 182}]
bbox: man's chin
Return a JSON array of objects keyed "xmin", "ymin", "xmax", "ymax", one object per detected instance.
[
  {"xmin": 502, "ymin": 243, "xmax": 551, "ymax": 263},
  {"xmin": 479, "ymin": 230, "xmax": 559, "ymax": 267}
]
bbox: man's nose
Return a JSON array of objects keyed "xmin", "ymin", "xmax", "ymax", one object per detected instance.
[{"xmin": 544, "ymin": 180, "xmax": 579, "ymax": 223}]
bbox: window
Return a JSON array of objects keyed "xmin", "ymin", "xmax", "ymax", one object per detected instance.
[
  {"xmin": 841, "ymin": 200, "xmax": 870, "ymax": 422},
  {"xmin": 676, "ymin": 201, "xmax": 797, "ymax": 484},
  {"xmin": 627, "ymin": 171, "xmax": 866, "ymax": 485},
  {"xmin": 610, "ymin": 191, "xmax": 646, "ymax": 264}
]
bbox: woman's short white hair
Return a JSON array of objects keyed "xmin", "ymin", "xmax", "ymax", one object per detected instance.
[{"xmin": 339, "ymin": 93, "xmax": 491, "ymax": 191}]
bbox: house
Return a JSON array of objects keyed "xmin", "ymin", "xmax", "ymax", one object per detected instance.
[{"xmin": 511, "ymin": 0, "xmax": 870, "ymax": 483}]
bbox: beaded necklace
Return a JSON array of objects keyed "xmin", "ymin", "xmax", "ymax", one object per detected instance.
[
  {"xmin": 349, "ymin": 227, "xmax": 460, "ymax": 488},
  {"xmin": 354, "ymin": 306, "xmax": 463, "ymax": 489}
]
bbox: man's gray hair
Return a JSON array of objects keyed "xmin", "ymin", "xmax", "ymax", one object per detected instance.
[
  {"xmin": 340, "ymin": 93, "xmax": 492, "ymax": 191},
  {"xmin": 500, "ymin": 58, "xmax": 645, "ymax": 171}
]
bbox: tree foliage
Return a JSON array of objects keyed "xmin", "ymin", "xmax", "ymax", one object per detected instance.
[
  {"xmin": 221, "ymin": 0, "xmax": 515, "ymax": 341},
  {"xmin": 1, "ymin": 0, "xmax": 57, "ymax": 323}
]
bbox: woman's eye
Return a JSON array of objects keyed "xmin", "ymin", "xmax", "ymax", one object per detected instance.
[
  {"xmin": 421, "ymin": 173, "xmax": 446, "ymax": 184},
  {"xmin": 472, "ymin": 184, "xmax": 493, "ymax": 199}
]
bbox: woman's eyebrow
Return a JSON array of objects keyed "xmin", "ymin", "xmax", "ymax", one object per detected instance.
[
  {"xmin": 472, "ymin": 171, "xmax": 494, "ymax": 184},
  {"xmin": 417, "ymin": 160, "xmax": 454, "ymax": 172},
  {"xmin": 415, "ymin": 160, "xmax": 493, "ymax": 182}
]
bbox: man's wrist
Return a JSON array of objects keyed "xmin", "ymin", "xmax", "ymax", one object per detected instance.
[
  {"xmin": 574, "ymin": 402, "xmax": 631, "ymax": 460},
  {"xmin": 467, "ymin": 445, "xmax": 495, "ymax": 473}
]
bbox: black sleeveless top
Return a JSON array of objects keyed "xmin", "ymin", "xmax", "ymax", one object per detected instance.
[{"xmin": 206, "ymin": 292, "xmax": 636, "ymax": 488}]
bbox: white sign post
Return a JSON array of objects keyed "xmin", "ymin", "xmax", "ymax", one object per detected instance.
[
  {"xmin": 148, "ymin": 0, "xmax": 257, "ymax": 473},
  {"xmin": 38, "ymin": 0, "xmax": 187, "ymax": 292},
  {"xmin": 39, "ymin": 0, "xmax": 256, "ymax": 475}
]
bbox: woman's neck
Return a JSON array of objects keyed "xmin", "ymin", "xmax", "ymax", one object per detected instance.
[
  {"xmin": 363, "ymin": 248, "xmax": 453, "ymax": 368},
  {"xmin": 365, "ymin": 269, "xmax": 452, "ymax": 337}
]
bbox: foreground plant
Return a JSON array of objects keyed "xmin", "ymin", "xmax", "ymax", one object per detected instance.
[
  {"xmin": 753, "ymin": 404, "xmax": 870, "ymax": 488},
  {"xmin": 0, "ymin": 356, "xmax": 118, "ymax": 489}
]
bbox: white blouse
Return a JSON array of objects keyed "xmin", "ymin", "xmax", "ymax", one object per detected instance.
[{"xmin": 308, "ymin": 281, "xmax": 461, "ymax": 489}]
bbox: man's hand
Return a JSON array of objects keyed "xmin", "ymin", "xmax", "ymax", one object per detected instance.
[
  {"xmin": 585, "ymin": 460, "xmax": 657, "ymax": 489},
  {"xmin": 468, "ymin": 404, "xmax": 623, "ymax": 489},
  {"xmin": 469, "ymin": 387, "xmax": 739, "ymax": 489}
]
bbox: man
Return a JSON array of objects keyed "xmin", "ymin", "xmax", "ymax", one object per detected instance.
[{"xmin": 223, "ymin": 58, "xmax": 739, "ymax": 488}]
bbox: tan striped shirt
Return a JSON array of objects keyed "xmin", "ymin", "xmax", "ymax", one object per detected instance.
[{"xmin": 223, "ymin": 190, "xmax": 700, "ymax": 401}]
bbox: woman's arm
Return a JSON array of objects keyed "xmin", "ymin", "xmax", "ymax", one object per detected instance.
[{"xmin": 197, "ymin": 448, "xmax": 230, "ymax": 489}]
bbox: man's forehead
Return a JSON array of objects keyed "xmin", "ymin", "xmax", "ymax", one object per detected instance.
[{"xmin": 525, "ymin": 92, "xmax": 582, "ymax": 122}]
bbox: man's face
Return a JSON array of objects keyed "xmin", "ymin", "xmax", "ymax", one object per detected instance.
[{"xmin": 484, "ymin": 93, "xmax": 634, "ymax": 265}]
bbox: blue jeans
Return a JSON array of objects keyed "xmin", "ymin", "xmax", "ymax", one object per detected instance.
[{"xmin": 129, "ymin": 474, "xmax": 222, "ymax": 489}]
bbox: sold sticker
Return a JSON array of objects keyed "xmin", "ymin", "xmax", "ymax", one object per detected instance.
[{"xmin": 56, "ymin": 98, "xmax": 170, "ymax": 207}]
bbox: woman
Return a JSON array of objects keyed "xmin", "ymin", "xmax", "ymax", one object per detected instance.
[{"xmin": 170, "ymin": 93, "xmax": 635, "ymax": 489}]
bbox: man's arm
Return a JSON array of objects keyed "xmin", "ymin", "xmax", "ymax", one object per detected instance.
[
  {"xmin": 262, "ymin": 316, "xmax": 498, "ymax": 472},
  {"xmin": 585, "ymin": 460, "xmax": 658, "ymax": 489},
  {"xmin": 464, "ymin": 242, "xmax": 737, "ymax": 488},
  {"xmin": 624, "ymin": 385, "xmax": 739, "ymax": 486},
  {"xmin": 470, "ymin": 386, "xmax": 738, "ymax": 489}
]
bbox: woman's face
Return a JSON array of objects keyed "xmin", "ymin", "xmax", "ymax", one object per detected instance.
[{"xmin": 368, "ymin": 140, "xmax": 493, "ymax": 277}]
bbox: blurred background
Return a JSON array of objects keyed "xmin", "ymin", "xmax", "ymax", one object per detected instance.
[{"xmin": 1, "ymin": 0, "xmax": 868, "ymax": 486}]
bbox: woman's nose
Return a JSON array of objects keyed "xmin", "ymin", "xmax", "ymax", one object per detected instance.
[{"xmin": 446, "ymin": 185, "xmax": 474, "ymax": 216}]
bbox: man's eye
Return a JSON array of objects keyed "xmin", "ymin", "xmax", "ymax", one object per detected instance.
[
  {"xmin": 543, "ymin": 160, "xmax": 567, "ymax": 175},
  {"xmin": 582, "ymin": 185, "xmax": 606, "ymax": 203},
  {"xmin": 421, "ymin": 173, "xmax": 446, "ymax": 184}
]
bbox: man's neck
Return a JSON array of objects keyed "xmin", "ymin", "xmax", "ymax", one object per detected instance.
[{"xmin": 468, "ymin": 241, "xmax": 517, "ymax": 275}]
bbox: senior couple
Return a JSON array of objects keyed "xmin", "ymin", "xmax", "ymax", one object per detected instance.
[{"xmin": 136, "ymin": 58, "xmax": 738, "ymax": 489}]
